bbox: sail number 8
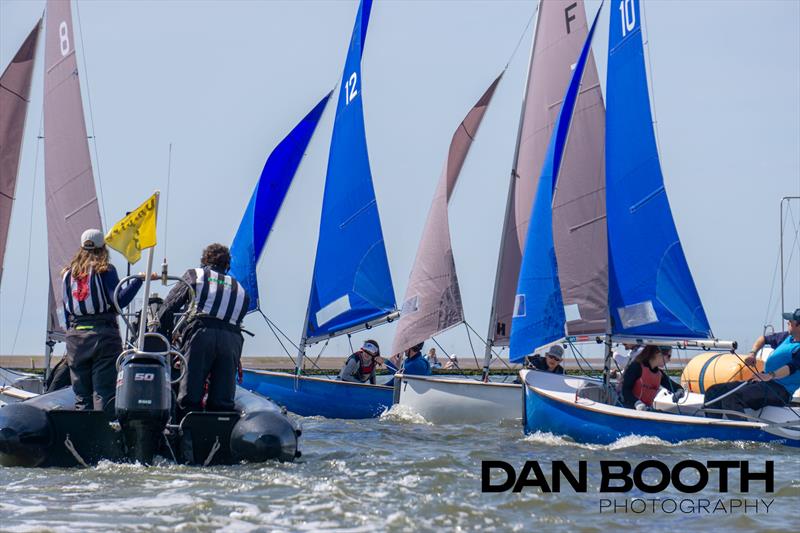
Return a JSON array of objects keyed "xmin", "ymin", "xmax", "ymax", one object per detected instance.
[
  {"xmin": 59, "ymin": 21, "xmax": 70, "ymax": 56},
  {"xmin": 619, "ymin": 0, "xmax": 636, "ymax": 37},
  {"xmin": 344, "ymin": 72, "xmax": 358, "ymax": 105}
]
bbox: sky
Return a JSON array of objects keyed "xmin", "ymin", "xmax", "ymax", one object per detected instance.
[{"xmin": 1, "ymin": 0, "xmax": 798, "ymax": 361}]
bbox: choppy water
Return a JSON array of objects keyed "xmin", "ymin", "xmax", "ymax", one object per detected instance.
[{"xmin": 1, "ymin": 406, "xmax": 798, "ymax": 532}]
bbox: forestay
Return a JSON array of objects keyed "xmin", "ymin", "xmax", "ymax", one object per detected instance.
[
  {"xmin": 605, "ymin": 0, "xmax": 711, "ymax": 338},
  {"xmin": 510, "ymin": 6, "xmax": 604, "ymax": 361},
  {"xmin": 0, "ymin": 20, "xmax": 40, "ymax": 285},
  {"xmin": 489, "ymin": 0, "xmax": 597, "ymax": 347},
  {"xmin": 391, "ymin": 74, "xmax": 502, "ymax": 356},
  {"xmin": 304, "ymin": 0, "xmax": 396, "ymax": 341},
  {"xmin": 43, "ymin": 0, "xmax": 103, "ymax": 329},
  {"xmin": 230, "ymin": 93, "xmax": 331, "ymax": 313}
]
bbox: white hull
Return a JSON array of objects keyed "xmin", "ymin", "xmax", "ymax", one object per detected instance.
[{"xmin": 394, "ymin": 374, "xmax": 521, "ymax": 424}]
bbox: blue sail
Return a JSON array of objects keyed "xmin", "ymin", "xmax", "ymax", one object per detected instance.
[
  {"xmin": 305, "ymin": 0, "xmax": 396, "ymax": 339},
  {"xmin": 606, "ymin": 0, "xmax": 710, "ymax": 338},
  {"xmin": 509, "ymin": 7, "xmax": 602, "ymax": 362},
  {"xmin": 230, "ymin": 93, "xmax": 331, "ymax": 313}
]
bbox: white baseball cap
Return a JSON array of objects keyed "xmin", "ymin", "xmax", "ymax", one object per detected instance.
[{"xmin": 81, "ymin": 228, "xmax": 105, "ymax": 250}]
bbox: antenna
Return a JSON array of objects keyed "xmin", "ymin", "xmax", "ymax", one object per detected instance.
[{"xmin": 162, "ymin": 143, "xmax": 172, "ymax": 281}]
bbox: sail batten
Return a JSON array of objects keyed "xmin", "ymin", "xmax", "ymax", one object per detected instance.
[
  {"xmin": 230, "ymin": 93, "xmax": 331, "ymax": 313},
  {"xmin": 605, "ymin": 0, "xmax": 711, "ymax": 338},
  {"xmin": 510, "ymin": 5, "xmax": 604, "ymax": 361},
  {"xmin": 44, "ymin": 0, "xmax": 103, "ymax": 330},
  {"xmin": 391, "ymin": 74, "xmax": 501, "ymax": 356},
  {"xmin": 303, "ymin": 0, "xmax": 396, "ymax": 341},
  {"xmin": 0, "ymin": 20, "xmax": 40, "ymax": 285},
  {"xmin": 489, "ymin": 0, "xmax": 597, "ymax": 347}
]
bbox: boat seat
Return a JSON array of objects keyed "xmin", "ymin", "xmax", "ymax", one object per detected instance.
[{"xmin": 575, "ymin": 381, "xmax": 620, "ymax": 406}]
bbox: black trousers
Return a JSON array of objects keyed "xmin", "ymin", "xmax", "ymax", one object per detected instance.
[
  {"xmin": 66, "ymin": 324, "xmax": 122, "ymax": 412},
  {"xmin": 178, "ymin": 324, "xmax": 243, "ymax": 413},
  {"xmin": 705, "ymin": 380, "xmax": 790, "ymax": 415}
]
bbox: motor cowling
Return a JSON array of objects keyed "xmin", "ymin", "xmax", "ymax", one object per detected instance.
[{"xmin": 115, "ymin": 354, "xmax": 171, "ymax": 464}]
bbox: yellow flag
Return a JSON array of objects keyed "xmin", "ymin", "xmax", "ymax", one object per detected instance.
[{"xmin": 105, "ymin": 192, "xmax": 158, "ymax": 263}]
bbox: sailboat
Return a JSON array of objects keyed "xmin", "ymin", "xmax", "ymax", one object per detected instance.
[
  {"xmin": 240, "ymin": 0, "xmax": 400, "ymax": 419},
  {"xmin": 0, "ymin": 0, "xmax": 104, "ymax": 403},
  {"xmin": 518, "ymin": 0, "xmax": 799, "ymax": 447},
  {"xmin": 392, "ymin": 0, "xmax": 606, "ymax": 424},
  {"xmin": 0, "ymin": 21, "xmax": 40, "ymax": 403}
]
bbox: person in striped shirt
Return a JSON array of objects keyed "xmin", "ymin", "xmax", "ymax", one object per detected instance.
[
  {"xmin": 62, "ymin": 229, "xmax": 147, "ymax": 411},
  {"xmin": 158, "ymin": 243, "xmax": 250, "ymax": 415}
]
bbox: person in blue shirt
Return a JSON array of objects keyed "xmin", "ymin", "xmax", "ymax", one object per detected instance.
[
  {"xmin": 705, "ymin": 308, "xmax": 800, "ymax": 416},
  {"xmin": 402, "ymin": 342, "xmax": 432, "ymax": 376}
]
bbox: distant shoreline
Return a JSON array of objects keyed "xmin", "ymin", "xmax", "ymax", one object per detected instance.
[{"xmin": 0, "ymin": 354, "xmax": 688, "ymax": 374}]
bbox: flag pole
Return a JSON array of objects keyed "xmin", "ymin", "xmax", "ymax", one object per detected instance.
[{"xmin": 136, "ymin": 191, "xmax": 159, "ymax": 351}]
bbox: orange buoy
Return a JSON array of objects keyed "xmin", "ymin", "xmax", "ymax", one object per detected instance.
[{"xmin": 680, "ymin": 352, "xmax": 763, "ymax": 394}]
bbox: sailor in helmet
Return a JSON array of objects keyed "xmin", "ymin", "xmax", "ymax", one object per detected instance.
[
  {"xmin": 62, "ymin": 229, "xmax": 147, "ymax": 412},
  {"xmin": 339, "ymin": 340, "xmax": 382, "ymax": 384}
]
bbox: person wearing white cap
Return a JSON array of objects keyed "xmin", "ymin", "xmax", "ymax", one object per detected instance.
[
  {"xmin": 61, "ymin": 228, "xmax": 147, "ymax": 411},
  {"xmin": 338, "ymin": 340, "xmax": 382, "ymax": 384}
]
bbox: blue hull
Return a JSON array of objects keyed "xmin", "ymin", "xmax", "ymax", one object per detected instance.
[
  {"xmin": 241, "ymin": 369, "xmax": 393, "ymax": 419},
  {"xmin": 523, "ymin": 381, "xmax": 800, "ymax": 448}
]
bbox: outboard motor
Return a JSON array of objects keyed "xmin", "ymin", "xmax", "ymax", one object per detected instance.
[{"xmin": 115, "ymin": 333, "xmax": 176, "ymax": 464}]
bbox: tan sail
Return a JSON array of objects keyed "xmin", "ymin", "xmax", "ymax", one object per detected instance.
[
  {"xmin": 0, "ymin": 20, "xmax": 40, "ymax": 285},
  {"xmin": 391, "ymin": 75, "xmax": 501, "ymax": 356}
]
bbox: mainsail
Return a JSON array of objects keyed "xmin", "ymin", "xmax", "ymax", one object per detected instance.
[
  {"xmin": 0, "ymin": 20, "xmax": 40, "ymax": 285},
  {"xmin": 230, "ymin": 93, "xmax": 331, "ymax": 313},
  {"xmin": 510, "ymin": 6, "xmax": 603, "ymax": 360},
  {"xmin": 303, "ymin": 0, "xmax": 396, "ymax": 342},
  {"xmin": 43, "ymin": 0, "xmax": 103, "ymax": 329},
  {"xmin": 391, "ymin": 74, "xmax": 502, "ymax": 356},
  {"xmin": 488, "ymin": 0, "xmax": 596, "ymax": 348},
  {"xmin": 605, "ymin": 0, "xmax": 711, "ymax": 338}
]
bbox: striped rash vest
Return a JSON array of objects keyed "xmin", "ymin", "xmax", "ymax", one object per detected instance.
[
  {"xmin": 188, "ymin": 267, "xmax": 249, "ymax": 326},
  {"xmin": 62, "ymin": 268, "xmax": 113, "ymax": 318}
]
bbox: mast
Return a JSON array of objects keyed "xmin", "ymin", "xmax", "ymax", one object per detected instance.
[{"xmin": 482, "ymin": 2, "xmax": 541, "ymax": 380}]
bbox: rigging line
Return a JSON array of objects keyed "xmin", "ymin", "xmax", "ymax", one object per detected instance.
[
  {"xmin": 504, "ymin": 3, "xmax": 538, "ymax": 70},
  {"xmin": 256, "ymin": 308, "xmax": 296, "ymax": 367},
  {"xmin": 308, "ymin": 339, "xmax": 333, "ymax": 377},
  {"xmin": 727, "ymin": 350, "xmax": 800, "ymax": 419},
  {"xmin": 463, "ymin": 322, "xmax": 481, "ymax": 371},
  {"xmin": 164, "ymin": 143, "xmax": 172, "ymax": 259},
  {"xmin": 75, "ymin": 0, "xmax": 108, "ymax": 227},
  {"xmin": 762, "ymin": 243, "xmax": 782, "ymax": 328},
  {"xmin": 430, "ymin": 336, "xmax": 477, "ymax": 381},
  {"xmin": 347, "ymin": 334, "xmax": 354, "ymax": 355},
  {"xmin": 10, "ymin": 115, "xmax": 44, "ymax": 355},
  {"xmin": 566, "ymin": 338, "xmax": 594, "ymax": 377},
  {"xmin": 640, "ymin": 0, "xmax": 663, "ymax": 155},
  {"xmin": 464, "ymin": 321, "xmax": 512, "ymax": 370}
]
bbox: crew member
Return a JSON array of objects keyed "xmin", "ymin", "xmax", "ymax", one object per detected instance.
[
  {"xmin": 339, "ymin": 340, "xmax": 381, "ymax": 384},
  {"xmin": 158, "ymin": 243, "xmax": 249, "ymax": 414},
  {"xmin": 62, "ymin": 229, "xmax": 144, "ymax": 411},
  {"xmin": 621, "ymin": 345, "xmax": 682, "ymax": 409},
  {"xmin": 745, "ymin": 324, "xmax": 791, "ymax": 366},
  {"xmin": 403, "ymin": 342, "xmax": 432, "ymax": 376},
  {"xmin": 524, "ymin": 345, "xmax": 565, "ymax": 374},
  {"xmin": 706, "ymin": 309, "xmax": 800, "ymax": 415}
]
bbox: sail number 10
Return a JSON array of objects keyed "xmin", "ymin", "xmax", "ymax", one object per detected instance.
[
  {"xmin": 344, "ymin": 72, "xmax": 359, "ymax": 105},
  {"xmin": 618, "ymin": 0, "xmax": 636, "ymax": 37}
]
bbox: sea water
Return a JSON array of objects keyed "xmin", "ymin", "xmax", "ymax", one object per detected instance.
[{"xmin": 0, "ymin": 408, "xmax": 798, "ymax": 531}]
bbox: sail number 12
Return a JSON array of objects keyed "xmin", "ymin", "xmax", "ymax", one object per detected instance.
[
  {"xmin": 619, "ymin": 0, "xmax": 636, "ymax": 37},
  {"xmin": 344, "ymin": 72, "xmax": 359, "ymax": 105}
]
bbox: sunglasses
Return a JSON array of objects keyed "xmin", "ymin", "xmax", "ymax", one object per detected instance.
[{"xmin": 546, "ymin": 354, "xmax": 562, "ymax": 361}]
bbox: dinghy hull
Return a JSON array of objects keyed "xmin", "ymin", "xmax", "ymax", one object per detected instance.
[
  {"xmin": 241, "ymin": 369, "xmax": 392, "ymax": 419},
  {"xmin": 394, "ymin": 374, "xmax": 521, "ymax": 424},
  {"xmin": 0, "ymin": 385, "xmax": 300, "ymax": 467},
  {"xmin": 521, "ymin": 370, "xmax": 800, "ymax": 447}
]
